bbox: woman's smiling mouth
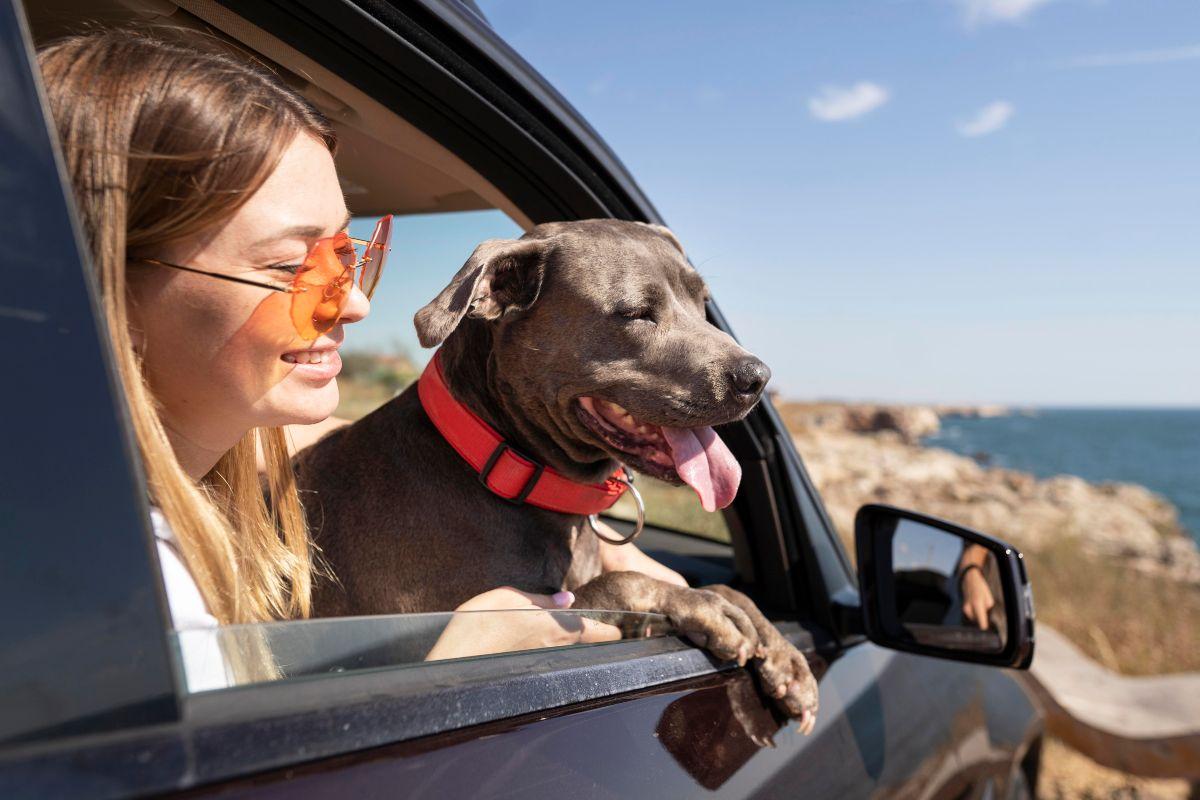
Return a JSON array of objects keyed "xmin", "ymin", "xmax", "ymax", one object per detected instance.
[{"xmin": 281, "ymin": 346, "xmax": 342, "ymax": 379}]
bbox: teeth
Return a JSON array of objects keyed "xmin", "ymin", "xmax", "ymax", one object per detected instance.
[
  {"xmin": 603, "ymin": 400, "xmax": 627, "ymax": 416},
  {"xmin": 283, "ymin": 350, "xmax": 330, "ymax": 365},
  {"xmin": 580, "ymin": 396, "xmax": 665, "ymax": 441}
]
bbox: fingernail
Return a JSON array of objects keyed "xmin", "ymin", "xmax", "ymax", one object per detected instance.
[{"xmin": 552, "ymin": 591, "xmax": 575, "ymax": 608}]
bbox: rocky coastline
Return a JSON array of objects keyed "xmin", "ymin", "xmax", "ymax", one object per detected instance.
[{"xmin": 776, "ymin": 402, "xmax": 1200, "ymax": 585}]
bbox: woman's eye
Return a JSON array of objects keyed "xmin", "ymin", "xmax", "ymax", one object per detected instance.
[{"xmin": 269, "ymin": 262, "xmax": 305, "ymax": 275}]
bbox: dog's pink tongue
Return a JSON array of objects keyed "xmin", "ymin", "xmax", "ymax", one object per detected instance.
[{"xmin": 660, "ymin": 426, "xmax": 742, "ymax": 512}]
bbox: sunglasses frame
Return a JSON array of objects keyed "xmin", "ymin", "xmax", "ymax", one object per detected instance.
[
  {"xmin": 137, "ymin": 235, "xmax": 379, "ymax": 296},
  {"xmin": 135, "ymin": 215, "xmax": 392, "ymax": 339}
]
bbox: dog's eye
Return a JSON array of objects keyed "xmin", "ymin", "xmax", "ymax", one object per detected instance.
[{"xmin": 616, "ymin": 307, "xmax": 656, "ymax": 324}]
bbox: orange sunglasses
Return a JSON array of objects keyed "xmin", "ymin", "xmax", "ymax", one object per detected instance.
[{"xmin": 138, "ymin": 215, "xmax": 393, "ymax": 341}]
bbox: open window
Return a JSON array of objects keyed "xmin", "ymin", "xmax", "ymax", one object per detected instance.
[{"xmin": 20, "ymin": 0, "xmax": 725, "ymax": 686}]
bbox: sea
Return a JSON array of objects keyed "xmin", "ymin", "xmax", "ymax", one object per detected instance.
[{"xmin": 922, "ymin": 409, "xmax": 1200, "ymax": 544}]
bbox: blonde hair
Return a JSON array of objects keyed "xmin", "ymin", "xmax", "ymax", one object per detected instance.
[{"xmin": 39, "ymin": 28, "xmax": 336, "ymax": 625}]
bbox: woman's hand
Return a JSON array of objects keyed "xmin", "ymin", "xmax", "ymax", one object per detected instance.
[
  {"xmin": 960, "ymin": 568, "xmax": 995, "ymax": 630},
  {"xmin": 956, "ymin": 544, "xmax": 995, "ymax": 630},
  {"xmin": 594, "ymin": 521, "xmax": 688, "ymax": 588},
  {"xmin": 424, "ymin": 586, "xmax": 622, "ymax": 662}
]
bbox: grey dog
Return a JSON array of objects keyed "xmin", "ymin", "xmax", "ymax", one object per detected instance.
[{"xmin": 296, "ymin": 219, "xmax": 818, "ymax": 726}]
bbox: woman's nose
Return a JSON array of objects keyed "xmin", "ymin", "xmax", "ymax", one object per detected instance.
[{"xmin": 339, "ymin": 283, "xmax": 371, "ymax": 324}]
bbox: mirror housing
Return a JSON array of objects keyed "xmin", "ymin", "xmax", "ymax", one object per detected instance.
[{"xmin": 855, "ymin": 504, "xmax": 1035, "ymax": 669}]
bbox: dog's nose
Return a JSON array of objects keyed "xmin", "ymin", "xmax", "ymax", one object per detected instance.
[{"xmin": 729, "ymin": 357, "xmax": 771, "ymax": 398}]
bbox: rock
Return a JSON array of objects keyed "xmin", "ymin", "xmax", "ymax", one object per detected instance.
[
  {"xmin": 781, "ymin": 404, "xmax": 1200, "ymax": 585},
  {"xmin": 781, "ymin": 402, "xmax": 942, "ymax": 443},
  {"xmin": 935, "ymin": 404, "xmax": 1011, "ymax": 419},
  {"xmin": 844, "ymin": 406, "xmax": 941, "ymax": 443}
]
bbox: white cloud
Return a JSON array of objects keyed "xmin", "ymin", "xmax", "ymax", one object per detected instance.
[
  {"xmin": 808, "ymin": 82, "xmax": 890, "ymax": 122},
  {"xmin": 1060, "ymin": 44, "xmax": 1200, "ymax": 69},
  {"xmin": 958, "ymin": 0, "xmax": 1055, "ymax": 27},
  {"xmin": 957, "ymin": 101, "xmax": 1015, "ymax": 137}
]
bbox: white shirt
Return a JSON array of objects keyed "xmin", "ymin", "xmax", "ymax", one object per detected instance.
[{"xmin": 151, "ymin": 508, "xmax": 233, "ymax": 692}]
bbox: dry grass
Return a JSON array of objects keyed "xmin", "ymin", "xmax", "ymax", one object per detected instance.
[
  {"xmin": 333, "ymin": 349, "xmax": 418, "ymax": 421},
  {"xmin": 1038, "ymin": 736, "xmax": 1194, "ymax": 799},
  {"xmin": 334, "ymin": 377, "xmax": 398, "ymax": 421},
  {"xmin": 1026, "ymin": 537, "xmax": 1200, "ymax": 676}
]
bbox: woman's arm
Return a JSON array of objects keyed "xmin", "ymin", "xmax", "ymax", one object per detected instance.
[
  {"xmin": 424, "ymin": 587, "xmax": 621, "ymax": 661},
  {"xmin": 957, "ymin": 543, "xmax": 995, "ymax": 630},
  {"xmin": 592, "ymin": 519, "xmax": 688, "ymax": 587}
]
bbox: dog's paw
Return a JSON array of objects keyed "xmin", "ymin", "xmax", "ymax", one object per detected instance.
[
  {"xmin": 753, "ymin": 639, "xmax": 819, "ymax": 734},
  {"xmin": 669, "ymin": 588, "xmax": 760, "ymax": 666}
]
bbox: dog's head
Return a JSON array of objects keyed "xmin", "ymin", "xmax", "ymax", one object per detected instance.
[{"xmin": 414, "ymin": 219, "xmax": 770, "ymax": 512}]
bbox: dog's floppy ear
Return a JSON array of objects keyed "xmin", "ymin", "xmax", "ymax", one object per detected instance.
[
  {"xmin": 414, "ymin": 237, "xmax": 549, "ymax": 348},
  {"xmin": 636, "ymin": 222, "xmax": 686, "ymax": 256}
]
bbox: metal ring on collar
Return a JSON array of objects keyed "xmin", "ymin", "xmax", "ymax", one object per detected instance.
[{"xmin": 587, "ymin": 475, "xmax": 644, "ymax": 545}]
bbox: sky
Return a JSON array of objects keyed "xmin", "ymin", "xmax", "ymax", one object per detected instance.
[{"xmin": 356, "ymin": 0, "xmax": 1200, "ymax": 407}]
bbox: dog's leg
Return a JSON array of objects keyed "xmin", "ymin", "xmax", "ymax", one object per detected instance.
[
  {"xmin": 572, "ymin": 571, "xmax": 759, "ymax": 666},
  {"xmin": 700, "ymin": 584, "xmax": 819, "ymax": 733}
]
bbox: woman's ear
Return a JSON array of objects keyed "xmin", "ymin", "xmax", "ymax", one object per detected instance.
[{"xmin": 413, "ymin": 236, "xmax": 550, "ymax": 348}]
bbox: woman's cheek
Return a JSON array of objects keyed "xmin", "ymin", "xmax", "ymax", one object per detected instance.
[
  {"xmin": 218, "ymin": 291, "xmax": 303, "ymax": 397},
  {"xmin": 230, "ymin": 291, "xmax": 341, "ymax": 425}
]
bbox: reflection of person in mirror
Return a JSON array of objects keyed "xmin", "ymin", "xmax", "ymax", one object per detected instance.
[{"xmin": 957, "ymin": 544, "xmax": 994, "ymax": 631}]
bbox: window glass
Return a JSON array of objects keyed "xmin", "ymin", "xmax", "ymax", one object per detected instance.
[{"xmin": 172, "ymin": 610, "xmax": 671, "ymax": 694}]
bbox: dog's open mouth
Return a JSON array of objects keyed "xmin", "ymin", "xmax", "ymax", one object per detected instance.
[{"xmin": 575, "ymin": 396, "xmax": 741, "ymax": 512}]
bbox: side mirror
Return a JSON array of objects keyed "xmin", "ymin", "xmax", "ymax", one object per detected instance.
[{"xmin": 855, "ymin": 504, "xmax": 1035, "ymax": 669}]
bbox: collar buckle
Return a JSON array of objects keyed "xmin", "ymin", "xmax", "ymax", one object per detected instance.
[{"xmin": 479, "ymin": 441, "xmax": 545, "ymax": 505}]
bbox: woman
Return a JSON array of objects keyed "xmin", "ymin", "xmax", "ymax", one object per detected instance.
[{"xmin": 38, "ymin": 28, "xmax": 641, "ymax": 683}]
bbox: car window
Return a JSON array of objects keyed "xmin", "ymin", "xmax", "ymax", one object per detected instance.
[
  {"xmin": 172, "ymin": 610, "xmax": 672, "ymax": 694},
  {"xmin": 7, "ymin": 5, "xmax": 826, "ymax": 790},
  {"xmin": 20, "ymin": 0, "xmax": 766, "ymax": 725}
]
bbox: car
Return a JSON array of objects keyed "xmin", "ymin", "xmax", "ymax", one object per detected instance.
[{"xmin": 1, "ymin": 1, "xmax": 1040, "ymax": 797}]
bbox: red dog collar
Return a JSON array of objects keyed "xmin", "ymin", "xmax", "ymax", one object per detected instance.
[{"xmin": 417, "ymin": 351, "xmax": 629, "ymax": 515}]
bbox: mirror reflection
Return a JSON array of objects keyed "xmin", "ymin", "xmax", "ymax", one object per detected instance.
[{"xmin": 891, "ymin": 519, "xmax": 1007, "ymax": 653}]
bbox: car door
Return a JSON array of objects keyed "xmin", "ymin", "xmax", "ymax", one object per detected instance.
[{"xmin": 2, "ymin": 1, "xmax": 1040, "ymax": 798}]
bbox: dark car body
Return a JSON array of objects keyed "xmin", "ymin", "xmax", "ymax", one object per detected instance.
[{"xmin": 0, "ymin": 1, "xmax": 1042, "ymax": 797}]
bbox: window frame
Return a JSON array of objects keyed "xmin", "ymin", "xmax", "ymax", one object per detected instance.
[
  {"xmin": 1, "ymin": 0, "xmax": 859, "ymax": 794},
  {"xmin": 0, "ymin": 0, "xmax": 180, "ymax": 750}
]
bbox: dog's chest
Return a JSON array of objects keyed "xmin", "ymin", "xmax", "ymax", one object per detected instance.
[{"xmin": 531, "ymin": 517, "xmax": 601, "ymax": 592}]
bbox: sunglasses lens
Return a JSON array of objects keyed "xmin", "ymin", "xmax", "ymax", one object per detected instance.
[
  {"xmin": 359, "ymin": 214, "xmax": 392, "ymax": 299},
  {"xmin": 286, "ymin": 218, "xmax": 391, "ymax": 340},
  {"xmin": 334, "ymin": 231, "xmax": 357, "ymax": 269},
  {"xmin": 290, "ymin": 238, "xmax": 353, "ymax": 341}
]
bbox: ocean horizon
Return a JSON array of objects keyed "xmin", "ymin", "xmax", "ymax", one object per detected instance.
[{"xmin": 923, "ymin": 408, "xmax": 1200, "ymax": 544}]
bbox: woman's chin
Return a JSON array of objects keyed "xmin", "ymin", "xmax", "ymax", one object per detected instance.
[{"xmin": 267, "ymin": 381, "xmax": 340, "ymax": 427}]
